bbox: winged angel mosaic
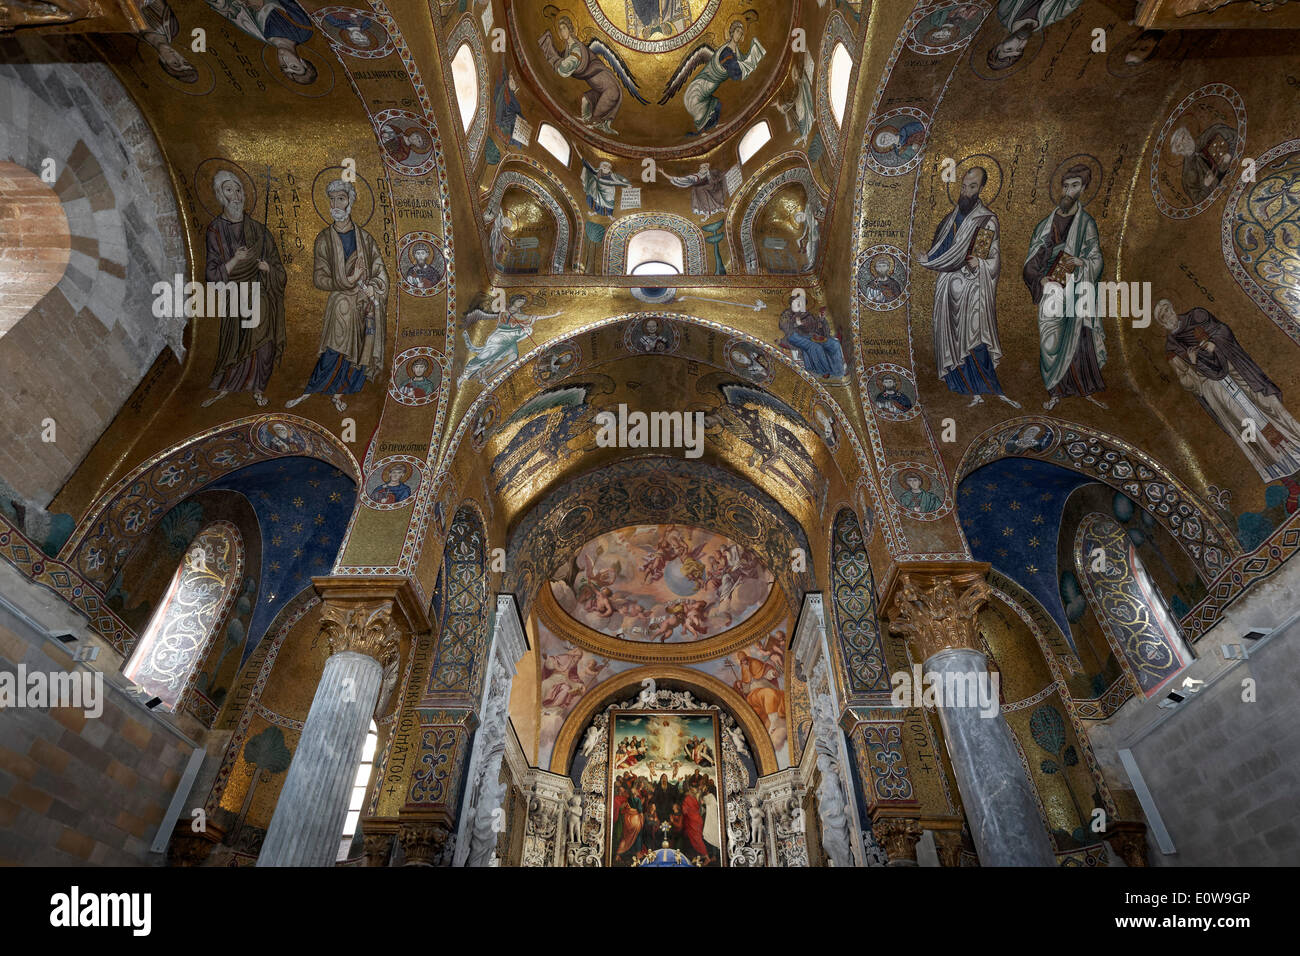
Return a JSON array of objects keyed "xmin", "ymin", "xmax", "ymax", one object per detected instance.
[
  {"xmin": 539, "ymin": 15, "xmax": 649, "ymax": 135},
  {"xmin": 659, "ymin": 17, "xmax": 766, "ymax": 135}
]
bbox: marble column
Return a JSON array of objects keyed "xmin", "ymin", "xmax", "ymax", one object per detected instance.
[
  {"xmin": 884, "ymin": 564, "xmax": 1056, "ymax": 867},
  {"xmin": 256, "ymin": 578, "xmax": 419, "ymax": 867}
]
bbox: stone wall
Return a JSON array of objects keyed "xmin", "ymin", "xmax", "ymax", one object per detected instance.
[
  {"xmin": 0, "ymin": 33, "xmax": 186, "ymax": 507},
  {"xmin": 1088, "ymin": 556, "xmax": 1300, "ymax": 866},
  {"xmin": 0, "ymin": 561, "xmax": 198, "ymax": 866}
]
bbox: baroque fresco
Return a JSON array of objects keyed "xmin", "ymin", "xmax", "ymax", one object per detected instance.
[{"xmin": 551, "ymin": 524, "xmax": 774, "ymax": 642}]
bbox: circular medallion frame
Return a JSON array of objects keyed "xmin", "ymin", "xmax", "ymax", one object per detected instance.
[
  {"xmin": 362, "ymin": 456, "xmax": 424, "ymax": 511},
  {"xmin": 1150, "ymin": 83, "xmax": 1247, "ymax": 220}
]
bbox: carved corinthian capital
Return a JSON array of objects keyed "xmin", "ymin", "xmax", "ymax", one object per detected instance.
[
  {"xmin": 881, "ymin": 562, "xmax": 992, "ymax": 663},
  {"xmin": 871, "ymin": 816, "xmax": 923, "ymax": 865},
  {"xmin": 397, "ymin": 818, "xmax": 453, "ymax": 866},
  {"xmin": 319, "ymin": 601, "xmax": 401, "ymax": 667}
]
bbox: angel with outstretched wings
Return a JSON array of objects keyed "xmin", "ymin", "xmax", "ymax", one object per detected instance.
[
  {"xmin": 659, "ymin": 20, "xmax": 766, "ymax": 134},
  {"xmin": 459, "ymin": 292, "xmax": 563, "ymax": 385},
  {"xmin": 538, "ymin": 15, "xmax": 647, "ymax": 135}
]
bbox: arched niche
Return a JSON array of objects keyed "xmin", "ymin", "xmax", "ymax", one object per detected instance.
[
  {"xmin": 728, "ymin": 153, "xmax": 824, "ymax": 274},
  {"xmin": 1072, "ymin": 513, "xmax": 1192, "ymax": 699},
  {"xmin": 123, "ymin": 521, "xmax": 243, "ymax": 713},
  {"xmin": 108, "ymin": 487, "xmax": 263, "ymax": 727},
  {"xmin": 604, "ymin": 214, "xmax": 706, "ymax": 275},
  {"xmin": 447, "ymin": 15, "xmax": 489, "ymax": 163},
  {"xmin": 63, "ymin": 415, "xmax": 359, "ymax": 600},
  {"xmin": 550, "ymin": 664, "xmax": 779, "ymax": 777},
  {"xmin": 828, "ymin": 507, "xmax": 890, "ymax": 701},
  {"xmin": 486, "ymin": 167, "xmax": 571, "ymax": 274}
]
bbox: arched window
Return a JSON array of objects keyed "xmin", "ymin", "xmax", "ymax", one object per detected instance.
[
  {"xmin": 626, "ymin": 229, "xmax": 684, "ymax": 276},
  {"xmin": 122, "ymin": 522, "xmax": 243, "ymax": 711},
  {"xmin": 338, "ymin": 719, "xmax": 378, "ymax": 862},
  {"xmin": 451, "ymin": 42, "xmax": 479, "ymax": 132},
  {"xmin": 537, "ymin": 123, "xmax": 571, "ymax": 167},
  {"xmin": 828, "ymin": 42, "xmax": 853, "ymax": 127},
  {"xmin": 738, "ymin": 120, "xmax": 772, "ymax": 166}
]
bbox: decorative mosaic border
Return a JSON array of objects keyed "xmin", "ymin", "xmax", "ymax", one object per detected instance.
[
  {"xmin": 604, "ymin": 212, "xmax": 706, "ymax": 275},
  {"xmin": 62, "ymin": 415, "xmax": 360, "ymax": 590},
  {"xmin": 1220, "ymin": 137, "xmax": 1300, "ymax": 343},
  {"xmin": 816, "ymin": 11, "xmax": 857, "ymax": 160},
  {"xmin": 446, "ymin": 15, "xmax": 489, "ymax": 164},
  {"xmin": 954, "ymin": 416, "xmax": 1239, "ymax": 583}
]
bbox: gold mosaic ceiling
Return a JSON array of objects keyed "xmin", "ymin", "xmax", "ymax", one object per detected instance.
[{"xmin": 508, "ymin": 0, "xmax": 797, "ymax": 156}]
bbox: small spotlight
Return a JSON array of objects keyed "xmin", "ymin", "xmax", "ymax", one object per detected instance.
[
  {"xmin": 74, "ymin": 645, "xmax": 99, "ymax": 662},
  {"xmin": 1242, "ymin": 629, "xmax": 1268, "ymax": 641},
  {"xmin": 51, "ymin": 631, "xmax": 77, "ymax": 644},
  {"xmin": 1220, "ymin": 644, "xmax": 1247, "ymax": 660},
  {"xmin": 145, "ymin": 697, "xmax": 163, "ymax": 709}
]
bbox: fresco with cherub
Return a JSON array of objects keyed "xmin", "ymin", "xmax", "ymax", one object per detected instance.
[{"xmin": 550, "ymin": 524, "xmax": 774, "ymax": 643}]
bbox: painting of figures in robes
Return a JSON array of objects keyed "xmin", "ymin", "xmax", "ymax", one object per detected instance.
[
  {"xmin": 696, "ymin": 627, "xmax": 790, "ymax": 768},
  {"xmin": 538, "ymin": 14, "xmax": 647, "ymax": 135},
  {"xmin": 608, "ymin": 711, "xmax": 725, "ymax": 867},
  {"xmin": 550, "ymin": 525, "xmax": 774, "ymax": 643},
  {"xmin": 204, "ymin": 0, "xmax": 321, "ymax": 85},
  {"xmin": 1024, "ymin": 160, "xmax": 1107, "ymax": 410},
  {"xmin": 199, "ymin": 163, "xmax": 288, "ymax": 409},
  {"xmin": 979, "ymin": 0, "xmax": 1083, "ymax": 77},
  {"xmin": 1156, "ymin": 298, "xmax": 1300, "ymax": 499},
  {"xmin": 1152, "ymin": 85, "xmax": 1246, "ymax": 216},
  {"xmin": 286, "ymin": 176, "xmax": 388, "ymax": 413},
  {"xmin": 659, "ymin": 17, "xmax": 765, "ymax": 135},
  {"xmin": 918, "ymin": 162, "xmax": 1020, "ymax": 408}
]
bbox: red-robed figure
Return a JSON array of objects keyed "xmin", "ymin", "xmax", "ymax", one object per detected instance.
[{"xmin": 680, "ymin": 786, "xmax": 710, "ymax": 860}]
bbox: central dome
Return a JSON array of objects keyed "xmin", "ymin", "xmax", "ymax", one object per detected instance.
[
  {"xmin": 509, "ymin": 1, "xmax": 797, "ymax": 156},
  {"xmin": 550, "ymin": 524, "xmax": 774, "ymax": 643}
]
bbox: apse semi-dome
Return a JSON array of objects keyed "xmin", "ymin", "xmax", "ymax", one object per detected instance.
[{"xmin": 550, "ymin": 523, "xmax": 774, "ymax": 643}]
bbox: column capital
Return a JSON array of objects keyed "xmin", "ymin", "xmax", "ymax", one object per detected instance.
[
  {"xmin": 397, "ymin": 816, "xmax": 455, "ymax": 866},
  {"xmin": 871, "ymin": 814, "xmax": 923, "ymax": 865},
  {"xmin": 311, "ymin": 575, "xmax": 428, "ymax": 664},
  {"xmin": 359, "ymin": 817, "xmax": 399, "ymax": 868},
  {"xmin": 880, "ymin": 562, "xmax": 992, "ymax": 662},
  {"xmin": 1104, "ymin": 821, "xmax": 1150, "ymax": 867}
]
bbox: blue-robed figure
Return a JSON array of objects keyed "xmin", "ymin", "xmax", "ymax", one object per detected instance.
[
  {"xmin": 206, "ymin": 0, "xmax": 317, "ymax": 84},
  {"xmin": 779, "ymin": 308, "xmax": 845, "ymax": 380}
]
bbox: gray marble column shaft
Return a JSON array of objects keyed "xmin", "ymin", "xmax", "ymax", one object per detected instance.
[
  {"xmin": 926, "ymin": 647, "xmax": 1056, "ymax": 867},
  {"xmin": 256, "ymin": 651, "xmax": 382, "ymax": 867}
]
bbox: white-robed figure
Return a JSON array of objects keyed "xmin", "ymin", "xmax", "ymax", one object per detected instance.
[
  {"xmin": 702, "ymin": 786, "xmax": 722, "ymax": 855},
  {"xmin": 579, "ymin": 155, "xmax": 631, "ymax": 217},
  {"xmin": 1023, "ymin": 163, "xmax": 1107, "ymax": 410},
  {"xmin": 919, "ymin": 166, "xmax": 1020, "ymax": 408},
  {"xmin": 660, "ymin": 20, "xmax": 766, "ymax": 135},
  {"xmin": 459, "ymin": 293, "xmax": 563, "ymax": 385},
  {"xmin": 1157, "ymin": 299, "xmax": 1300, "ymax": 487},
  {"xmin": 776, "ymin": 51, "xmax": 815, "ymax": 145}
]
